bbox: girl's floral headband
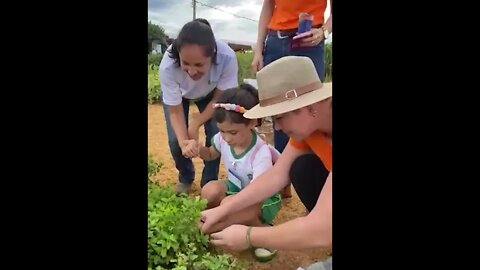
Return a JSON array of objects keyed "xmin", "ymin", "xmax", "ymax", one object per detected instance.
[{"xmin": 213, "ymin": 103, "xmax": 247, "ymax": 113}]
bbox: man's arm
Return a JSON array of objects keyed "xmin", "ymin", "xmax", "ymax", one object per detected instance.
[{"xmin": 250, "ymin": 172, "xmax": 332, "ymax": 250}]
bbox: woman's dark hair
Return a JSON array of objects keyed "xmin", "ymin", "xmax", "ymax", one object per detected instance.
[
  {"xmin": 168, "ymin": 18, "xmax": 217, "ymax": 67},
  {"xmin": 214, "ymin": 83, "xmax": 261, "ymax": 126},
  {"xmin": 193, "ymin": 18, "xmax": 211, "ymax": 27}
]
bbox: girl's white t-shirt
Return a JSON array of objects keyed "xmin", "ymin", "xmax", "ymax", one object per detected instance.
[{"xmin": 212, "ymin": 131, "xmax": 273, "ymax": 190}]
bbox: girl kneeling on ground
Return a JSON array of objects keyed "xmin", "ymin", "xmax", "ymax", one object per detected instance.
[{"xmin": 185, "ymin": 83, "xmax": 281, "ymax": 259}]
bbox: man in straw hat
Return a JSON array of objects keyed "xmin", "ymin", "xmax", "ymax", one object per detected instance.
[{"xmin": 199, "ymin": 56, "xmax": 332, "ymax": 260}]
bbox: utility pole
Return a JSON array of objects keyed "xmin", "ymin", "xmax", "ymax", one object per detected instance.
[{"xmin": 193, "ymin": 0, "xmax": 196, "ymax": 20}]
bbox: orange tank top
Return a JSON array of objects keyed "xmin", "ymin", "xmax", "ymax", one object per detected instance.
[
  {"xmin": 289, "ymin": 130, "xmax": 332, "ymax": 171},
  {"xmin": 268, "ymin": 0, "xmax": 328, "ymax": 30}
]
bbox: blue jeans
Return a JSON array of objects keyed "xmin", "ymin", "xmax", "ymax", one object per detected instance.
[
  {"xmin": 163, "ymin": 91, "xmax": 220, "ymax": 187},
  {"xmin": 263, "ymin": 33, "xmax": 326, "ymax": 152}
]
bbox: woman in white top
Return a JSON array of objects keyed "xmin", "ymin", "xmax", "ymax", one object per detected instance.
[{"xmin": 160, "ymin": 18, "xmax": 239, "ymax": 193}]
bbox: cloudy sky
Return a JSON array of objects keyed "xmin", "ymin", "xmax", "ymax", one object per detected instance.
[{"xmin": 148, "ymin": 0, "xmax": 331, "ymax": 44}]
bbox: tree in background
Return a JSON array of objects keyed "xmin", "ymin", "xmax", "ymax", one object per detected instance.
[{"xmin": 148, "ymin": 21, "xmax": 167, "ymax": 53}]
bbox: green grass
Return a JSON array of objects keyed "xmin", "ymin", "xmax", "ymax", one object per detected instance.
[{"xmin": 235, "ymin": 51, "xmax": 254, "ymax": 85}]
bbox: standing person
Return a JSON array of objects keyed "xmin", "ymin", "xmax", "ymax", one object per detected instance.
[
  {"xmin": 251, "ymin": 0, "xmax": 332, "ymax": 197},
  {"xmin": 160, "ymin": 18, "xmax": 239, "ymax": 193}
]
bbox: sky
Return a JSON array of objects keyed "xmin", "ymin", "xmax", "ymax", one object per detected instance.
[{"xmin": 148, "ymin": 0, "xmax": 331, "ymax": 45}]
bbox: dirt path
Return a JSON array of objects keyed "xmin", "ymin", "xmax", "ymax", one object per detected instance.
[{"xmin": 148, "ymin": 104, "xmax": 330, "ymax": 269}]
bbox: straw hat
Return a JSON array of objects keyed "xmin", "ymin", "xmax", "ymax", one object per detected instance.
[{"xmin": 244, "ymin": 56, "xmax": 332, "ymax": 119}]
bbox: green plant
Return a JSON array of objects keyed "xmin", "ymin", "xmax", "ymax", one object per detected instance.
[
  {"xmin": 148, "ymin": 154, "xmax": 162, "ymax": 179},
  {"xmin": 148, "ymin": 65, "xmax": 162, "ymax": 104},
  {"xmin": 148, "ymin": 183, "xmax": 247, "ymax": 270},
  {"xmin": 149, "ymin": 53, "xmax": 164, "ymax": 66},
  {"xmin": 148, "ymin": 183, "xmax": 208, "ymax": 268},
  {"xmin": 148, "ymin": 21, "xmax": 167, "ymax": 53},
  {"xmin": 193, "ymin": 253, "xmax": 247, "ymax": 270},
  {"xmin": 235, "ymin": 51, "xmax": 254, "ymax": 84},
  {"xmin": 324, "ymin": 43, "xmax": 332, "ymax": 82}
]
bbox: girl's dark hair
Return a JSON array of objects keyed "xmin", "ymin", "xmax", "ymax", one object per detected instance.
[
  {"xmin": 214, "ymin": 83, "xmax": 261, "ymax": 126},
  {"xmin": 168, "ymin": 18, "xmax": 217, "ymax": 67}
]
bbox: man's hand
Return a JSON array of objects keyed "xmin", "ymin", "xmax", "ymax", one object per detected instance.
[
  {"xmin": 210, "ymin": 225, "xmax": 250, "ymax": 251},
  {"xmin": 198, "ymin": 205, "xmax": 229, "ymax": 234}
]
